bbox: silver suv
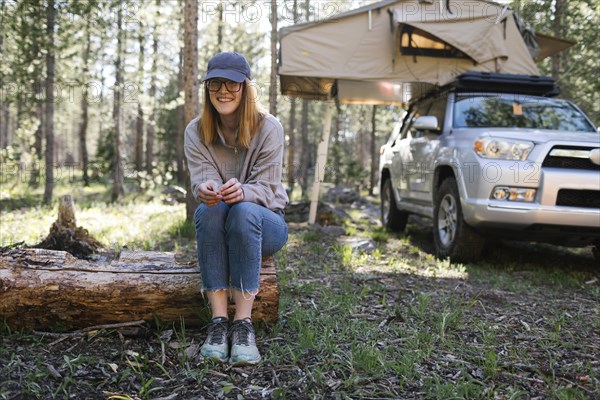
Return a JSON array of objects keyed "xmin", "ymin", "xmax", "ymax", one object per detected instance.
[{"xmin": 379, "ymin": 72, "xmax": 600, "ymax": 262}]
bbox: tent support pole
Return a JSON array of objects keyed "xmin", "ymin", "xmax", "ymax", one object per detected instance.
[{"xmin": 308, "ymin": 100, "xmax": 335, "ymax": 224}]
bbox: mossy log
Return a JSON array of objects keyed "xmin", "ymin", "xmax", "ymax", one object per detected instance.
[{"xmin": 0, "ymin": 249, "xmax": 279, "ymax": 329}]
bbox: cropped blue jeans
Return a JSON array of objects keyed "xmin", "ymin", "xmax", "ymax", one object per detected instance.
[{"xmin": 194, "ymin": 201, "xmax": 288, "ymax": 293}]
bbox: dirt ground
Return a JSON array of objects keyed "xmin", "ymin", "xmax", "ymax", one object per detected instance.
[{"xmin": 1, "ymin": 196, "xmax": 599, "ymax": 399}]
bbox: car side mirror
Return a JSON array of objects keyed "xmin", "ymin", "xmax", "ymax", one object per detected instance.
[{"xmin": 413, "ymin": 116, "xmax": 439, "ymax": 132}]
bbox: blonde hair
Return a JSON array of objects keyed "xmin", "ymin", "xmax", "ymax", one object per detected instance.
[{"xmin": 198, "ymin": 79, "xmax": 265, "ymax": 148}]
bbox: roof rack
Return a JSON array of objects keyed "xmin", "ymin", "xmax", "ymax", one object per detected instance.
[{"xmin": 451, "ymin": 72, "xmax": 560, "ymax": 97}]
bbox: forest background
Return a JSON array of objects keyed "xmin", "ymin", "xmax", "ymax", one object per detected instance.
[{"xmin": 0, "ymin": 0, "xmax": 598, "ymax": 217}]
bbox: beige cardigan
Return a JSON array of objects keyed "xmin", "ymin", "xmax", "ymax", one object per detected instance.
[{"xmin": 184, "ymin": 114, "xmax": 289, "ymax": 212}]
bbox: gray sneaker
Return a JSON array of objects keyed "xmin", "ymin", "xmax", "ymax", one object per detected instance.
[
  {"xmin": 228, "ymin": 318, "xmax": 261, "ymax": 366},
  {"xmin": 201, "ymin": 317, "xmax": 229, "ymax": 362}
]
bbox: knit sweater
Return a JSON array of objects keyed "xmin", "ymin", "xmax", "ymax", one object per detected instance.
[{"xmin": 184, "ymin": 113, "xmax": 289, "ymax": 212}]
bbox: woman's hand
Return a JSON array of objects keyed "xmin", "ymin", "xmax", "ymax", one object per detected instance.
[
  {"xmin": 197, "ymin": 180, "xmax": 223, "ymax": 207},
  {"xmin": 220, "ymin": 178, "xmax": 244, "ymax": 204}
]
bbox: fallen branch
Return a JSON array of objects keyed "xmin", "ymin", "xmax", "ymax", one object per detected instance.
[
  {"xmin": 35, "ymin": 319, "xmax": 147, "ymax": 336},
  {"xmin": 557, "ymin": 377, "xmax": 595, "ymax": 394}
]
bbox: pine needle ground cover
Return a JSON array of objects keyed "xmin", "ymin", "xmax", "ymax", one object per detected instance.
[{"xmin": 1, "ymin": 194, "xmax": 598, "ymax": 399}]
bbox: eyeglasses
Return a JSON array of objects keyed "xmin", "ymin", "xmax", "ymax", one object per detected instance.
[{"xmin": 206, "ymin": 80, "xmax": 243, "ymax": 93}]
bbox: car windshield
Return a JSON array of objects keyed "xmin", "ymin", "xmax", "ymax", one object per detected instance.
[{"xmin": 453, "ymin": 95, "xmax": 596, "ymax": 132}]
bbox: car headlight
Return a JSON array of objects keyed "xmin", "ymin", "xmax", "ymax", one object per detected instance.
[{"xmin": 473, "ymin": 138, "xmax": 534, "ymax": 161}]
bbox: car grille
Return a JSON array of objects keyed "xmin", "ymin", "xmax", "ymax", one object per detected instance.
[
  {"xmin": 556, "ymin": 189, "xmax": 600, "ymax": 209},
  {"xmin": 542, "ymin": 146, "xmax": 600, "ymax": 171}
]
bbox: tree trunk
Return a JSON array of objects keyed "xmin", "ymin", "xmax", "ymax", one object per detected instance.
[
  {"xmin": 299, "ymin": 0, "xmax": 311, "ymax": 199},
  {"xmin": 287, "ymin": 98, "xmax": 296, "ymax": 192},
  {"xmin": 176, "ymin": 47, "xmax": 185, "ymax": 184},
  {"xmin": 369, "ymin": 105, "xmax": 377, "ymax": 195},
  {"xmin": 112, "ymin": 4, "xmax": 125, "ymax": 202},
  {"xmin": 183, "ymin": 0, "xmax": 199, "ymax": 221},
  {"xmin": 173, "ymin": 0, "xmax": 186, "ymax": 185},
  {"xmin": 333, "ymin": 99, "xmax": 341, "ymax": 186},
  {"xmin": 299, "ymin": 99, "xmax": 310, "ymax": 199},
  {"xmin": 79, "ymin": 23, "xmax": 91, "ymax": 186},
  {"xmin": 269, "ymin": 0, "xmax": 278, "ymax": 116},
  {"xmin": 216, "ymin": 2, "xmax": 223, "ymax": 52},
  {"xmin": 30, "ymin": 18, "xmax": 44, "ymax": 188},
  {"xmin": 97, "ymin": 27, "xmax": 106, "ymax": 148},
  {"xmin": 135, "ymin": 26, "xmax": 145, "ymax": 172},
  {"xmin": 0, "ymin": 0, "xmax": 4, "ymax": 149},
  {"xmin": 286, "ymin": 0, "xmax": 298, "ymax": 193},
  {"xmin": 135, "ymin": 106, "xmax": 144, "ymax": 170},
  {"xmin": 43, "ymin": 0, "xmax": 55, "ymax": 205},
  {"xmin": 29, "ymin": 97, "xmax": 43, "ymax": 187},
  {"xmin": 0, "ymin": 249, "xmax": 279, "ymax": 329},
  {"xmin": 551, "ymin": 0, "xmax": 565, "ymax": 81},
  {"xmin": 14, "ymin": 97, "xmax": 23, "ymax": 148},
  {"xmin": 0, "ymin": 103, "xmax": 7, "ymax": 149},
  {"xmin": 146, "ymin": 0, "xmax": 160, "ymax": 175}
]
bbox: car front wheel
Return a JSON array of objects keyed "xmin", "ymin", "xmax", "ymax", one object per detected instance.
[
  {"xmin": 433, "ymin": 177, "xmax": 485, "ymax": 262},
  {"xmin": 381, "ymin": 178, "xmax": 408, "ymax": 232}
]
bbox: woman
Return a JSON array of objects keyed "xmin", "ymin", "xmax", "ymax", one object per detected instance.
[{"xmin": 184, "ymin": 52, "xmax": 289, "ymax": 366}]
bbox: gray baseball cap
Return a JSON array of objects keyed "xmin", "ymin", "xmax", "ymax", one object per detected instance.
[{"xmin": 203, "ymin": 52, "xmax": 251, "ymax": 83}]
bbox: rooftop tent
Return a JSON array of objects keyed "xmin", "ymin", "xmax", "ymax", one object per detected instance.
[
  {"xmin": 277, "ymin": 0, "xmax": 573, "ymax": 223},
  {"xmin": 279, "ymin": 0, "xmax": 571, "ymax": 104}
]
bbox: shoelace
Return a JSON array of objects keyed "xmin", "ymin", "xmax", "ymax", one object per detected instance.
[
  {"xmin": 207, "ymin": 320, "xmax": 228, "ymax": 345},
  {"xmin": 230, "ymin": 320, "xmax": 254, "ymax": 346}
]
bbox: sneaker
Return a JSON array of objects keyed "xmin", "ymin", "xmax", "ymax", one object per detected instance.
[
  {"xmin": 228, "ymin": 318, "xmax": 261, "ymax": 366},
  {"xmin": 200, "ymin": 317, "xmax": 229, "ymax": 362}
]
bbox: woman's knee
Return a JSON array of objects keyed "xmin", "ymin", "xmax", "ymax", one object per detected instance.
[
  {"xmin": 194, "ymin": 202, "xmax": 228, "ymax": 229},
  {"xmin": 226, "ymin": 202, "xmax": 262, "ymax": 230}
]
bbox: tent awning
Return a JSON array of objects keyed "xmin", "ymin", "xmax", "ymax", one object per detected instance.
[{"xmin": 534, "ymin": 32, "xmax": 576, "ymax": 61}]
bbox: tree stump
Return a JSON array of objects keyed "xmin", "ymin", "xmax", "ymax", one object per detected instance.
[
  {"xmin": 36, "ymin": 195, "xmax": 103, "ymax": 258},
  {"xmin": 0, "ymin": 249, "xmax": 279, "ymax": 329}
]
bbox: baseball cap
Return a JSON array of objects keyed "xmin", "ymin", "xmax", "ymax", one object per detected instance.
[{"xmin": 203, "ymin": 52, "xmax": 252, "ymax": 83}]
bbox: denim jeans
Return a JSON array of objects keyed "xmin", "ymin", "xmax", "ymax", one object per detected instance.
[{"xmin": 194, "ymin": 201, "xmax": 288, "ymax": 292}]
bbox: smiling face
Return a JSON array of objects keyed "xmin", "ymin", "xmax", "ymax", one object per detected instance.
[{"xmin": 208, "ymin": 79, "xmax": 244, "ymax": 119}]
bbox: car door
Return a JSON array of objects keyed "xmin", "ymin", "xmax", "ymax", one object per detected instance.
[
  {"xmin": 389, "ymin": 109, "xmax": 416, "ymax": 201},
  {"xmin": 406, "ymin": 96, "xmax": 446, "ymax": 202}
]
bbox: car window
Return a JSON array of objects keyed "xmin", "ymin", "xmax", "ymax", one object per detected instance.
[
  {"xmin": 427, "ymin": 96, "xmax": 447, "ymax": 132},
  {"xmin": 394, "ymin": 110, "xmax": 414, "ymax": 143},
  {"xmin": 453, "ymin": 95, "xmax": 596, "ymax": 132}
]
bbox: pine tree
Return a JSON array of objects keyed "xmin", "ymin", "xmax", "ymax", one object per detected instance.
[
  {"xmin": 43, "ymin": 0, "xmax": 56, "ymax": 205},
  {"xmin": 111, "ymin": 2, "xmax": 125, "ymax": 202},
  {"xmin": 183, "ymin": 0, "xmax": 199, "ymax": 221},
  {"xmin": 146, "ymin": 0, "xmax": 160, "ymax": 176},
  {"xmin": 78, "ymin": 14, "xmax": 92, "ymax": 186},
  {"xmin": 269, "ymin": 0, "xmax": 278, "ymax": 116},
  {"xmin": 285, "ymin": 0, "xmax": 299, "ymax": 194},
  {"xmin": 134, "ymin": 22, "xmax": 145, "ymax": 172}
]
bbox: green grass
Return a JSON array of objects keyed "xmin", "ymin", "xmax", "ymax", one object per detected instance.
[
  {"xmin": 0, "ymin": 200, "xmax": 185, "ymax": 250},
  {"xmin": 1, "ymin": 177, "xmax": 186, "ymax": 249},
  {"xmin": 272, "ymin": 222, "xmax": 597, "ymax": 398},
  {"xmin": 1, "ymin": 186, "xmax": 598, "ymax": 399}
]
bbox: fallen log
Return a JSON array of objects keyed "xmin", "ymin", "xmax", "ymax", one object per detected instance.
[{"xmin": 0, "ymin": 249, "xmax": 279, "ymax": 329}]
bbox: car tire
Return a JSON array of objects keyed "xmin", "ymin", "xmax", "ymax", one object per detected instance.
[
  {"xmin": 433, "ymin": 177, "xmax": 485, "ymax": 262},
  {"xmin": 381, "ymin": 178, "xmax": 408, "ymax": 232}
]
